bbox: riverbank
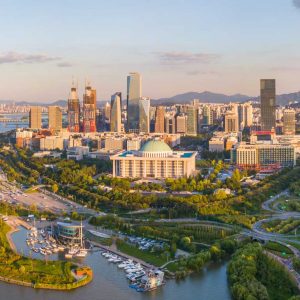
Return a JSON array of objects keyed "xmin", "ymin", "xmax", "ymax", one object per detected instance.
[{"xmin": 0, "ymin": 220, "xmax": 92, "ymax": 290}]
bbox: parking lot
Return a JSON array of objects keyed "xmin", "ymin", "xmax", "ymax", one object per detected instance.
[{"xmin": 0, "ymin": 182, "xmax": 77, "ymax": 215}]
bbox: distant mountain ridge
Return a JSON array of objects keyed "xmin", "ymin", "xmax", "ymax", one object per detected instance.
[{"xmin": 1, "ymin": 90, "xmax": 300, "ymax": 107}]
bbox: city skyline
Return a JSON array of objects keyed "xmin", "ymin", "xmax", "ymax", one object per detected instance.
[{"xmin": 1, "ymin": 0, "xmax": 300, "ymax": 102}]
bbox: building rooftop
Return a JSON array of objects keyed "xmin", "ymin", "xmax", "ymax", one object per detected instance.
[{"xmin": 140, "ymin": 140, "xmax": 172, "ymax": 152}]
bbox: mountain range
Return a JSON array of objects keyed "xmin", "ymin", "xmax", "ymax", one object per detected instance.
[{"xmin": 1, "ymin": 91, "xmax": 300, "ymax": 107}]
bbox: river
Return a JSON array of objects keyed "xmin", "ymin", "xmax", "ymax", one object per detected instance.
[{"xmin": 0, "ymin": 227, "xmax": 232, "ymax": 300}]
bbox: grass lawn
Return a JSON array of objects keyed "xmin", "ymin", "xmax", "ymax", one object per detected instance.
[
  {"xmin": 0, "ymin": 222, "xmax": 77, "ymax": 286},
  {"xmin": 116, "ymin": 240, "xmax": 168, "ymax": 267},
  {"xmin": 264, "ymin": 241, "xmax": 293, "ymax": 258}
]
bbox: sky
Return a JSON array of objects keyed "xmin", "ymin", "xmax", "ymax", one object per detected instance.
[{"xmin": 0, "ymin": 0, "xmax": 300, "ymax": 102}]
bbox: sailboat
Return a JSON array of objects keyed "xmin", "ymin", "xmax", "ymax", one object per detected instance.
[{"xmin": 76, "ymin": 221, "xmax": 87, "ymax": 258}]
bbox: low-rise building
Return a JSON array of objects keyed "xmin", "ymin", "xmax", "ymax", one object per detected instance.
[{"xmin": 110, "ymin": 139, "xmax": 197, "ymax": 179}]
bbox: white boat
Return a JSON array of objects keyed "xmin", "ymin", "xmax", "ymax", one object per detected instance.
[
  {"xmin": 76, "ymin": 249, "xmax": 88, "ymax": 258},
  {"xmin": 65, "ymin": 253, "xmax": 73, "ymax": 259}
]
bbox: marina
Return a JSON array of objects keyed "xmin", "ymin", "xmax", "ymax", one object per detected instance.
[{"xmin": 9, "ymin": 224, "xmax": 232, "ymax": 299}]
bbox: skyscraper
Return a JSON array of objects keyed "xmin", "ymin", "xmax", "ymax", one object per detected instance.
[
  {"xmin": 139, "ymin": 97, "xmax": 150, "ymax": 133},
  {"xmin": 261, "ymin": 79, "xmax": 276, "ymax": 131},
  {"xmin": 67, "ymin": 86, "xmax": 80, "ymax": 133},
  {"xmin": 154, "ymin": 106, "xmax": 165, "ymax": 133},
  {"xmin": 110, "ymin": 92, "xmax": 122, "ymax": 133},
  {"xmin": 29, "ymin": 106, "xmax": 42, "ymax": 130},
  {"xmin": 48, "ymin": 106, "xmax": 62, "ymax": 132},
  {"xmin": 186, "ymin": 106, "xmax": 198, "ymax": 136},
  {"xmin": 283, "ymin": 109, "xmax": 296, "ymax": 135},
  {"xmin": 83, "ymin": 85, "xmax": 97, "ymax": 133},
  {"xmin": 127, "ymin": 72, "xmax": 141, "ymax": 133}
]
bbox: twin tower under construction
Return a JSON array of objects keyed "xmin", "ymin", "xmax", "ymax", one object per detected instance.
[{"xmin": 68, "ymin": 84, "xmax": 96, "ymax": 133}]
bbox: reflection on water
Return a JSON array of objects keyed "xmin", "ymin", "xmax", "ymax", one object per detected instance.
[{"xmin": 0, "ymin": 226, "xmax": 232, "ymax": 300}]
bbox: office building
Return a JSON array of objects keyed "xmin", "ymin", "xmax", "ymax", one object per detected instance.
[
  {"xmin": 68, "ymin": 86, "xmax": 80, "ymax": 133},
  {"xmin": 283, "ymin": 109, "xmax": 296, "ymax": 135},
  {"xmin": 139, "ymin": 97, "xmax": 150, "ymax": 133},
  {"xmin": 48, "ymin": 106, "xmax": 62, "ymax": 132},
  {"xmin": 83, "ymin": 85, "xmax": 97, "ymax": 133},
  {"xmin": 261, "ymin": 79, "xmax": 276, "ymax": 130},
  {"xmin": 127, "ymin": 72, "xmax": 141, "ymax": 133},
  {"xmin": 154, "ymin": 106, "xmax": 165, "ymax": 133},
  {"xmin": 110, "ymin": 139, "xmax": 196, "ymax": 179},
  {"xmin": 110, "ymin": 92, "xmax": 122, "ymax": 133},
  {"xmin": 231, "ymin": 142, "xmax": 296, "ymax": 169},
  {"xmin": 186, "ymin": 106, "xmax": 198, "ymax": 136},
  {"xmin": 29, "ymin": 106, "xmax": 42, "ymax": 130}
]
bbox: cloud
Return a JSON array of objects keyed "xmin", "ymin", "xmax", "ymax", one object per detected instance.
[
  {"xmin": 57, "ymin": 62, "xmax": 73, "ymax": 68},
  {"xmin": 293, "ymin": 0, "xmax": 300, "ymax": 8},
  {"xmin": 0, "ymin": 51, "xmax": 61, "ymax": 64},
  {"xmin": 157, "ymin": 51, "xmax": 220, "ymax": 65},
  {"xmin": 186, "ymin": 70, "xmax": 218, "ymax": 76}
]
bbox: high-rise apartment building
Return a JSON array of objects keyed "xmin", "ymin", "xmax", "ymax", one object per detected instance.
[
  {"xmin": 202, "ymin": 105, "xmax": 212, "ymax": 125},
  {"xmin": 48, "ymin": 106, "xmax": 62, "ymax": 132},
  {"xmin": 176, "ymin": 114, "xmax": 187, "ymax": 134},
  {"xmin": 238, "ymin": 103, "xmax": 253, "ymax": 130},
  {"xmin": 186, "ymin": 106, "xmax": 198, "ymax": 136},
  {"xmin": 154, "ymin": 106, "xmax": 165, "ymax": 133},
  {"xmin": 110, "ymin": 92, "xmax": 122, "ymax": 133},
  {"xmin": 29, "ymin": 106, "xmax": 42, "ymax": 130},
  {"xmin": 83, "ymin": 85, "xmax": 97, "ymax": 133},
  {"xmin": 165, "ymin": 114, "xmax": 176, "ymax": 134},
  {"xmin": 224, "ymin": 111, "xmax": 238, "ymax": 133},
  {"xmin": 127, "ymin": 72, "xmax": 141, "ymax": 133},
  {"xmin": 139, "ymin": 97, "xmax": 150, "ymax": 133},
  {"xmin": 283, "ymin": 109, "xmax": 296, "ymax": 135},
  {"xmin": 261, "ymin": 79, "xmax": 276, "ymax": 130},
  {"xmin": 68, "ymin": 86, "xmax": 80, "ymax": 133}
]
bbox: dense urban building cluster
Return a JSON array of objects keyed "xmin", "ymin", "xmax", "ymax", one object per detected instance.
[{"xmin": 13, "ymin": 75, "xmax": 300, "ymax": 178}]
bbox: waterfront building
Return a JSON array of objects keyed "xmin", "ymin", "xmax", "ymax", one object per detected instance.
[
  {"xmin": 260, "ymin": 79, "xmax": 276, "ymax": 131},
  {"xmin": 29, "ymin": 106, "xmax": 42, "ymax": 129},
  {"xmin": 68, "ymin": 86, "xmax": 80, "ymax": 133},
  {"xmin": 48, "ymin": 106, "xmax": 62, "ymax": 132},
  {"xmin": 127, "ymin": 72, "xmax": 141, "ymax": 133},
  {"xmin": 283, "ymin": 109, "xmax": 296, "ymax": 135},
  {"xmin": 110, "ymin": 92, "xmax": 122, "ymax": 133},
  {"xmin": 110, "ymin": 139, "xmax": 197, "ymax": 179},
  {"xmin": 54, "ymin": 222, "xmax": 84, "ymax": 245},
  {"xmin": 154, "ymin": 106, "xmax": 165, "ymax": 133},
  {"xmin": 83, "ymin": 85, "xmax": 97, "ymax": 133}
]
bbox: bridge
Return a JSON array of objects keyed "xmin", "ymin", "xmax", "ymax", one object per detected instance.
[{"xmin": 0, "ymin": 118, "xmax": 28, "ymax": 124}]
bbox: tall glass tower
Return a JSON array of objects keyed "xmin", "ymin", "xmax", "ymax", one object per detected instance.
[
  {"xmin": 127, "ymin": 72, "xmax": 141, "ymax": 132},
  {"xmin": 139, "ymin": 97, "xmax": 150, "ymax": 133},
  {"xmin": 110, "ymin": 92, "xmax": 122, "ymax": 132},
  {"xmin": 260, "ymin": 79, "xmax": 276, "ymax": 131}
]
